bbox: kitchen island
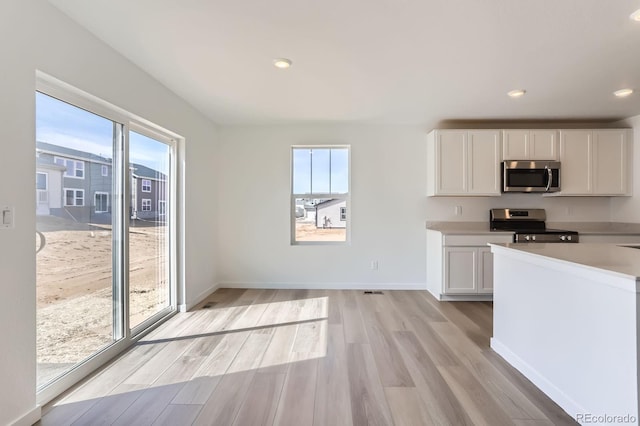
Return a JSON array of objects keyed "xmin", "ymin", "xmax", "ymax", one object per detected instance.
[{"xmin": 489, "ymin": 243, "xmax": 640, "ymax": 425}]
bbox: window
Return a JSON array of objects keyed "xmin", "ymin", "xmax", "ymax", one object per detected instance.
[
  {"xmin": 291, "ymin": 146, "xmax": 349, "ymax": 243},
  {"xmin": 36, "ymin": 172, "xmax": 48, "ymax": 190},
  {"xmin": 64, "ymin": 188, "xmax": 84, "ymax": 206},
  {"xmin": 142, "ymin": 179, "xmax": 151, "ymax": 192},
  {"xmin": 55, "ymin": 157, "xmax": 84, "ymax": 178},
  {"xmin": 101, "ymin": 165, "xmax": 108, "ymax": 177},
  {"xmin": 142, "ymin": 198, "xmax": 152, "ymax": 211},
  {"xmin": 158, "ymin": 200, "xmax": 166, "ymax": 216},
  {"xmin": 94, "ymin": 192, "xmax": 109, "ymax": 213}
]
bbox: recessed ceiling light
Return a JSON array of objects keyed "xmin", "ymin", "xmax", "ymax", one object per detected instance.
[
  {"xmin": 614, "ymin": 88, "xmax": 634, "ymax": 98},
  {"xmin": 507, "ymin": 89, "xmax": 526, "ymax": 98},
  {"xmin": 630, "ymin": 9, "xmax": 640, "ymax": 21},
  {"xmin": 273, "ymin": 58, "xmax": 292, "ymax": 69}
]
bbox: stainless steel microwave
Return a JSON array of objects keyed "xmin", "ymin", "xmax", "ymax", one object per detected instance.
[{"xmin": 502, "ymin": 160, "xmax": 560, "ymax": 193}]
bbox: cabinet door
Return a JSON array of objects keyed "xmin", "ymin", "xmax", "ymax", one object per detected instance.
[
  {"xmin": 477, "ymin": 247, "xmax": 494, "ymax": 294},
  {"xmin": 559, "ymin": 130, "xmax": 592, "ymax": 194},
  {"xmin": 502, "ymin": 130, "xmax": 529, "ymax": 160},
  {"xmin": 593, "ymin": 130, "xmax": 627, "ymax": 195},
  {"xmin": 443, "ymin": 247, "xmax": 477, "ymax": 294},
  {"xmin": 530, "ymin": 130, "xmax": 558, "ymax": 160},
  {"xmin": 436, "ymin": 131, "xmax": 467, "ymax": 194},
  {"xmin": 468, "ymin": 130, "xmax": 501, "ymax": 195}
]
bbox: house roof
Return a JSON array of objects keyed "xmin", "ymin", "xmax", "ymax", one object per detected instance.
[{"xmin": 36, "ymin": 141, "xmax": 166, "ymax": 180}]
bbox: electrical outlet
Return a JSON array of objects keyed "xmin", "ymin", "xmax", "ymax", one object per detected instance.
[
  {"xmin": 454, "ymin": 205, "xmax": 462, "ymax": 216},
  {"xmin": 370, "ymin": 260, "xmax": 379, "ymax": 270}
]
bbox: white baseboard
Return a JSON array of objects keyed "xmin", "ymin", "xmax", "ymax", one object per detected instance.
[
  {"xmin": 179, "ymin": 283, "xmax": 219, "ymax": 312},
  {"xmin": 11, "ymin": 405, "xmax": 41, "ymax": 426},
  {"xmin": 218, "ymin": 282, "xmax": 426, "ymax": 290},
  {"xmin": 490, "ymin": 338, "xmax": 583, "ymax": 422}
]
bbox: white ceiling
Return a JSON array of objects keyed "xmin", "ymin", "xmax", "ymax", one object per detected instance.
[{"xmin": 49, "ymin": 0, "xmax": 640, "ymax": 127}]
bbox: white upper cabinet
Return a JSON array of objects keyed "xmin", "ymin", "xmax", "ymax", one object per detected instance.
[
  {"xmin": 427, "ymin": 129, "xmax": 501, "ymax": 196},
  {"xmin": 502, "ymin": 130, "xmax": 558, "ymax": 160},
  {"xmin": 558, "ymin": 129, "xmax": 630, "ymax": 196}
]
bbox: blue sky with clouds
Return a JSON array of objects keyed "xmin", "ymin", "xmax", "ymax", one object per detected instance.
[{"xmin": 36, "ymin": 92, "xmax": 169, "ymax": 174}]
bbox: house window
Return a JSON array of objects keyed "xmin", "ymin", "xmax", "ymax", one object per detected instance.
[
  {"xmin": 36, "ymin": 172, "xmax": 48, "ymax": 190},
  {"xmin": 291, "ymin": 146, "xmax": 349, "ymax": 244},
  {"xmin": 141, "ymin": 179, "xmax": 152, "ymax": 193},
  {"xmin": 142, "ymin": 198, "xmax": 152, "ymax": 211},
  {"xmin": 64, "ymin": 188, "xmax": 84, "ymax": 206},
  {"xmin": 95, "ymin": 192, "xmax": 109, "ymax": 213},
  {"xmin": 158, "ymin": 200, "xmax": 166, "ymax": 216},
  {"xmin": 101, "ymin": 165, "xmax": 109, "ymax": 177},
  {"xmin": 55, "ymin": 157, "xmax": 84, "ymax": 178}
]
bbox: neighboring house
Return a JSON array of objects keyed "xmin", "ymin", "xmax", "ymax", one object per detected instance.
[
  {"xmin": 131, "ymin": 163, "xmax": 167, "ymax": 221},
  {"xmin": 36, "ymin": 141, "xmax": 167, "ymax": 223},
  {"xmin": 315, "ymin": 199, "xmax": 346, "ymax": 229}
]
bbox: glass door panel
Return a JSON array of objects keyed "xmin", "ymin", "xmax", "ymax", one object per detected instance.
[
  {"xmin": 128, "ymin": 131, "xmax": 171, "ymax": 330},
  {"xmin": 35, "ymin": 92, "xmax": 120, "ymax": 388}
]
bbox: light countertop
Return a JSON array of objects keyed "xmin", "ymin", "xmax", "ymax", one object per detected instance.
[
  {"xmin": 490, "ymin": 242, "xmax": 640, "ymax": 282},
  {"xmin": 426, "ymin": 221, "xmax": 512, "ymax": 235}
]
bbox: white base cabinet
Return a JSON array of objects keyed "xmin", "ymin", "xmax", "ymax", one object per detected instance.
[{"xmin": 427, "ymin": 230, "xmax": 512, "ymax": 300}]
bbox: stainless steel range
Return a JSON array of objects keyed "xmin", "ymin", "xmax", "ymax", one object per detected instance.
[{"xmin": 490, "ymin": 208, "xmax": 579, "ymax": 243}]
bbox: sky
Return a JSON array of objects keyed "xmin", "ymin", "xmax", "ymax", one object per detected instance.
[
  {"xmin": 293, "ymin": 148, "xmax": 349, "ymax": 194},
  {"xmin": 36, "ymin": 92, "xmax": 169, "ymax": 174}
]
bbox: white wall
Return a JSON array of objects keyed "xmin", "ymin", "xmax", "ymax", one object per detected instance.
[
  {"xmin": 611, "ymin": 114, "xmax": 640, "ymax": 223},
  {"xmin": 217, "ymin": 125, "xmax": 428, "ymax": 288},
  {"xmin": 216, "ymin": 124, "xmax": 618, "ymax": 290},
  {"xmin": 0, "ymin": 1, "xmax": 218, "ymax": 424}
]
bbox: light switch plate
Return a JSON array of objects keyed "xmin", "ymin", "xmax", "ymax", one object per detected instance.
[{"xmin": 1, "ymin": 206, "xmax": 14, "ymax": 228}]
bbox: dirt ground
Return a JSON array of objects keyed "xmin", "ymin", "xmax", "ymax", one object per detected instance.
[
  {"xmin": 36, "ymin": 216, "xmax": 168, "ymax": 385},
  {"xmin": 295, "ymin": 220, "xmax": 346, "ymax": 241}
]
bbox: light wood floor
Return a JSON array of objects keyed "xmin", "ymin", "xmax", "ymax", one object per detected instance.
[{"xmin": 39, "ymin": 289, "xmax": 577, "ymax": 425}]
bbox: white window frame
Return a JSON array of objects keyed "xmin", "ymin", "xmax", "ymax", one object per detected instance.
[
  {"xmin": 55, "ymin": 156, "xmax": 85, "ymax": 179},
  {"xmin": 142, "ymin": 198, "xmax": 152, "ymax": 211},
  {"xmin": 101, "ymin": 165, "xmax": 109, "ymax": 177},
  {"xmin": 94, "ymin": 191, "xmax": 109, "ymax": 213},
  {"xmin": 64, "ymin": 188, "xmax": 84, "ymax": 206},
  {"xmin": 290, "ymin": 145, "xmax": 350, "ymax": 245},
  {"xmin": 141, "ymin": 179, "xmax": 152, "ymax": 193}
]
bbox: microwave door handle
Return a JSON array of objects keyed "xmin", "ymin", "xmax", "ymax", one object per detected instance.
[{"xmin": 545, "ymin": 167, "xmax": 552, "ymax": 192}]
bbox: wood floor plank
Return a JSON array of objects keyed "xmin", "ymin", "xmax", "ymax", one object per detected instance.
[
  {"xmin": 313, "ymin": 324, "xmax": 353, "ymax": 426},
  {"xmin": 193, "ymin": 330, "xmax": 273, "ymax": 426},
  {"xmin": 346, "ymin": 343, "xmax": 394, "ymax": 426},
  {"xmin": 341, "ymin": 290, "xmax": 368, "ymax": 344},
  {"xmin": 258, "ymin": 324, "xmax": 298, "ymax": 374},
  {"xmin": 152, "ymin": 404, "xmax": 202, "ymax": 426},
  {"xmin": 357, "ymin": 295, "xmax": 415, "ymax": 387},
  {"xmin": 112, "ymin": 383, "xmax": 183, "ymax": 426},
  {"xmin": 393, "ymin": 330, "xmax": 474, "ymax": 426},
  {"xmin": 232, "ymin": 372, "xmax": 285, "ymax": 426},
  {"xmin": 438, "ymin": 364, "xmax": 514, "ymax": 426},
  {"xmin": 273, "ymin": 358, "xmax": 318, "ymax": 426},
  {"xmin": 385, "ymin": 387, "xmax": 435, "ymax": 426}
]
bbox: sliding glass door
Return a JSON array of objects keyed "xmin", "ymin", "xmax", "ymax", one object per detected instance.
[
  {"xmin": 129, "ymin": 130, "xmax": 172, "ymax": 330},
  {"xmin": 35, "ymin": 88, "xmax": 175, "ymax": 392}
]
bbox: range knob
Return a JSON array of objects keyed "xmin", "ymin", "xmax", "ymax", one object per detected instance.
[
  {"xmin": 567, "ymin": 235, "xmax": 572, "ymax": 241},
  {"xmin": 524, "ymin": 235, "xmax": 530, "ymax": 241},
  {"xmin": 532, "ymin": 235, "xmax": 536, "ymax": 241},
  {"xmin": 560, "ymin": 235, "xmax": 567, "ymax": 241}
]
